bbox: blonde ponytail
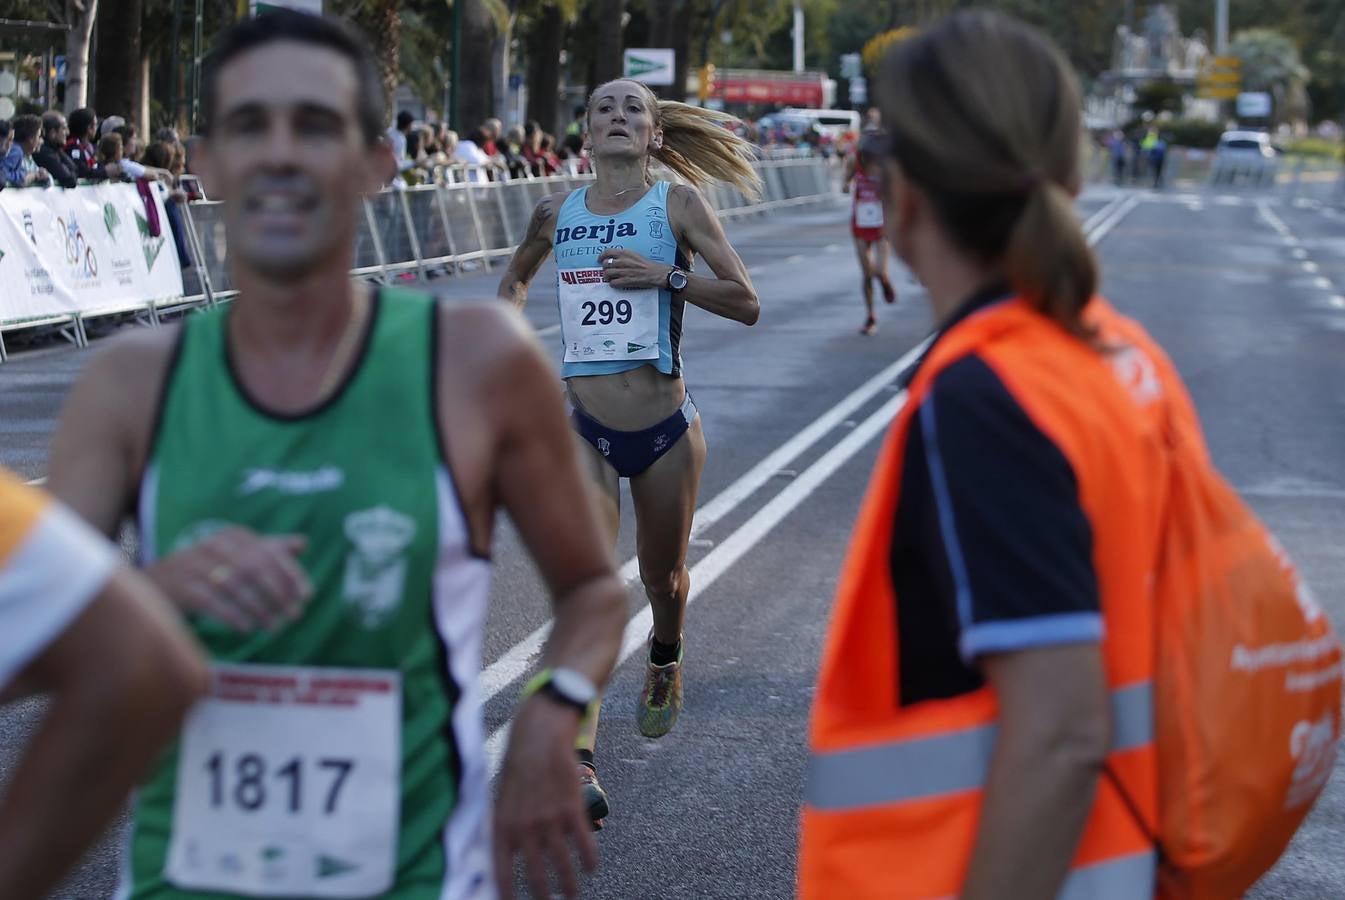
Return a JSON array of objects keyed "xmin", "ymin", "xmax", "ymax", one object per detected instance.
[
  {"xmin": 653, "ymin": 101, "xmax": 763, "ymax": 201},
  {"xmin": 586, "ymin": 80, "xmax": 763, "ymax": 200}
]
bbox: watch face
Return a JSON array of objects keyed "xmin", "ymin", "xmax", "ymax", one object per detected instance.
[
  {"xmin": 551, "ymin": 668, "xmax": 597, "ymax": 705},
  {"xmin": 670, "ymin": 270, "xmax": 689, "ymax": 291}
]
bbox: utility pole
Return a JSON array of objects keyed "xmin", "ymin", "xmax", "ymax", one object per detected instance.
[
  {"xmin": 792, "ymin": 0, "xmax": 803, "ymax": 73},
  {"xmin": 450, "ymin": 0, "xmax": 461, "ymax": 130},
  {"xmin": 1215, "ymin": 0, "xmax": 1228, "ymax": 54}
]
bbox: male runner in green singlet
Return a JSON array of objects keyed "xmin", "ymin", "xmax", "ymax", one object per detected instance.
[{"xmin": 47, "ymin": 11, "xmax": 624, "ymax": 900}]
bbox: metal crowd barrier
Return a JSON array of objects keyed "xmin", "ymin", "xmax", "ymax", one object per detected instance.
[
  {"xmin": 0, "ymin": 157, "xmax": 835, "ymax": 361},
  {"xmin": 180, "ymin": 156, "xmax": 835, "ymax": 308}
]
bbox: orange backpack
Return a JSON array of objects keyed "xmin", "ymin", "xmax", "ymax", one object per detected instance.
[{"xmin": 1104, "ymin": 312, "xmax": 1343, "ymax": 899}]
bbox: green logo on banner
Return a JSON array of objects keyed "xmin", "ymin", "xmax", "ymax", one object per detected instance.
[
  {"xmin": 316, "ymin": 855, "xmax": 359, "ymax": 879},
  {"xmin": 135, "ymin": 210, "xmax": 165, "ymax": 271},
  {"xmin": 103, "ymin": 202, "xmax": 121, "ymax": 239},
  {"xmin": 627, "ymin": 342, "xmax": 647, "ymax": 353},
  {"xmin": 625, "ymin": 55, "xmax": 667, "ymax": 78}
]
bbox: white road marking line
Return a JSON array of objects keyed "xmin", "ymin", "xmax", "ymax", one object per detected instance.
[
  {"xmin": 1315, "ymin": 277, "xmax": 1334, "ymax": 290},
  {"xmin": 536, "ymin": 324, "xmax": 560, "ymax": 337},
  {"xmin": 1084, "ymin": 195, "xmax": 1140, "ymax": 247},
  {"xmin": 482, "ymin": 201, "xmax": 1132, "ymax": 773},
  {"xmin": 1331, "ymin": 297, "xmax": 1345, "ymax": 309},
  {"xmin": 1302, "ymin": 261, "xmax": 1320, "ymax": 274},
  {"xmin": 25, "ymin": 477, "xmax": 47, "ymax": 486},
  {"xmin": 1257, "ymin": 201, "xmax": 1294, "ymax": 239},
  {"xmin": 785, "ymin": 254, "xmax": 805, "ymax": 264},
  {"xmin": 486, "ymin": 388, "xmax": 910, "ymax": 777},
  {"xmin": 1292, "ymin": 248, "xmax": 1309, "ymax": 260}
]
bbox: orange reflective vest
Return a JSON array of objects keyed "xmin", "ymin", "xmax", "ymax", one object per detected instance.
[{"xmin": 799, "ymin": 296, "xmax": 1169, "ymax": 899}]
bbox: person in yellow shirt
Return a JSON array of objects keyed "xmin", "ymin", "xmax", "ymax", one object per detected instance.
[{"xmin": 0, "ymin": 468, "xmax": 206, "ymax": 898}]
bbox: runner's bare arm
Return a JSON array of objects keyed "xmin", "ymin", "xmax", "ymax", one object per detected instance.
[
  {"xmin": 0, "ymin": 568, "xmax": 207, "ymax": 898},
  {"xmin": 960, "ymin": 644, "xmax": 1110, "ymax": 900},
  {"xmin": 438, "ymin": 303, "xmax": 623, "ymax": 900},
  {"xmin": 47, "ymin": 329, "xmax": 174, "ymax": 536},
  {"xmin": 48, "ymin": 330, "xmax": 313, "ymax": 631},
  {"xmin": 496, "ymin": 192, "xmax": 564, "ymax": 311},
  {"xmin": 439, "ymin": 302, "xmax": 626, "ymax": 685},
  {"xmin": 673, "ymin": 184, "xmax": 759, "ymax": 324}
]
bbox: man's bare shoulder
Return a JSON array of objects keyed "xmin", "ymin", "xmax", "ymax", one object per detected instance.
[
  {"xmin": 80, "ymin": 325, "xmax": 183, "ymax": 402},
  {"xmin": 437, "ymin": 300, "xmax": 547, "ymax": 374}
]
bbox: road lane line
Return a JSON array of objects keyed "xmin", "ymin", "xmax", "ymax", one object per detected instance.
[
  {"xmin": 1083, "ymin": 195, "xmax": 1140, "ymax": 246},
  {"xmin": 486, "ymin": 388, "xmax": 910, "ymax": 776}
]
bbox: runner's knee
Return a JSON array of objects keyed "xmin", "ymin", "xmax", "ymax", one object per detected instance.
[{"xmin": 639, "ymin": 564, "xmax": 687, "ymax": 604}]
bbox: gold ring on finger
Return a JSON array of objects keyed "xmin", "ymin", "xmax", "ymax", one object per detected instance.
[{"xmin": 208, "ymin": 564, "xmax": 233, "ymax": 585}]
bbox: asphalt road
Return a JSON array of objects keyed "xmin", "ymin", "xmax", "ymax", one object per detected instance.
[{"xmin": 1, "ymin": 181, "xmax": 1343, "ymax": 899}]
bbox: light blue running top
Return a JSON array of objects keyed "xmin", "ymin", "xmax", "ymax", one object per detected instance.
[{"xmin": 554, "ymin": 182, "xmax": 690, "ymax": 379}]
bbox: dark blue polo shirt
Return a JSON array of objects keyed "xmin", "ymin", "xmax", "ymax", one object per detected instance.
[{"xmin": 892, "ymin": 283, "xmax": 1101, "ymax": 706}]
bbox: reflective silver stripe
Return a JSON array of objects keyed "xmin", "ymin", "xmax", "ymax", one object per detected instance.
[
  {"xmin": 806, "ymin": 682, "xmax": 1152, "ymax": 811},
  {"xmin": 1058, "ymin": 850, "xmax": 1156, "ymax": 900},
  {"xmin": 1110, "ymin": 682, "xmax": 1153, "ymax": 753}
]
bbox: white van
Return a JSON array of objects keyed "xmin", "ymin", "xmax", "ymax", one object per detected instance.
[{"xmin": 778, "ymin": 108, "xmax": 861, "ymax": 140}]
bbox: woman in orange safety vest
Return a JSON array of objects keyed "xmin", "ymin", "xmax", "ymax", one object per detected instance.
[{"xmin": 799, "ymin": 11, "xmax": 1183, "ymax": 899}]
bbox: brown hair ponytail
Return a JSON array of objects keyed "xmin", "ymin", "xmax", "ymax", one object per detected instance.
[
  {"xmin": 879, "ymin": 11, "xmax": 1098, "ymax": 336},
  {"xmin": 1004, "ymin": 179, "xmax": 1097, "ymax": 334}
]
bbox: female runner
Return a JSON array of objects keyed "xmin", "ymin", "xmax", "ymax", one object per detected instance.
[{"xmin": 498, "ymin": 78, "xmax": 761, "ymax": 828}]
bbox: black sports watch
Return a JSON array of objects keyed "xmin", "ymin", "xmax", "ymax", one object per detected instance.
[{"xmin": 666, "ymin": 266, "xmax": 689, "ymax": 293}]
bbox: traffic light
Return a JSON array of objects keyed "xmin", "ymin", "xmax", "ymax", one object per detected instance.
[{"xmin": 699, "ymin": 64, "xmax": 717, "ymax": 103}]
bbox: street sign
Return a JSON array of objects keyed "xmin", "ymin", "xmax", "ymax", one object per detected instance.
[
  {"xmin": 1237, "ymin": 91, "xmax": 1272, "ymax": 118},
  {"xmin": 623, "ymin": 49, "xmax": 676, "ymax": 86},
  {"xmin": 54, "ymin": 56, "xmax": 66, "ymax": 83},
  {"xmin": 1198, "ymin": 55, "xmax": 1241, "ymax": 100},
  {"xmin": 849, "ymin": 75, "xmax": 867, "ymax": 105}
]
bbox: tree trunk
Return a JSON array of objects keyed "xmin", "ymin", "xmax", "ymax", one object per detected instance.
[
  {"xmin": 593, "ymin": 0, "xmax": 625, "ymax": 86},
  {"xmin": 94, "ymin": 0, "xmax": 142, "ymax": 119},
  {"xmin": 63, "ymin": 0, "xmax": 99, "ymax": 113},
  {"xmin": 525, "ymin": 5, "xmax": 564, "ymax": 134},
  {"xmin": 491, "ymin": 23, "xmax": 512, "ymax": 123},
  {"xmin": 668, "ymin": 0, "xmax": 691, "ymax": 102},
  {"xmin": 352, "ymin": 0, "xmax": 400, "ymax": 127},
  {"xmin": 459, "ymin": 0, "xmax": 497, "ymax": 133}
]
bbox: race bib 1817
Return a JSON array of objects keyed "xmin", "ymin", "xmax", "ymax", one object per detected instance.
[{"xmin": 164, "ymin": 664, "xmax": 402, "ymax": 898}]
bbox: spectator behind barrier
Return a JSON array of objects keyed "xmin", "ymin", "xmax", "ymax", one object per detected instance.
[
  {"xmin": 503, "ymin": 125, "xmax": 528, "ymax": 179},
  {"xmin": 65, "ymin": 107, "xmax": 107, "ymax": 179},
  {"xmin": 3, "ymin": 114, "xmax": 52, "ymax": 187},
  {"xmin": 97, "ymin": 133, "xmax": 123, "ymax": 169},
  {"xmin": 386, "ymin": 110, "xmax": 415, "ymax": 172},
  {"xmin": 115, "ymin": 123, "xmax": 140, "ymax": 160},
  {"xmin": 34, "ymin": 111, "xmax": 80, "ymax": 188},
  {"xmin": 562, "ymin": 104, "xmax": 585, "ymax": 157}
]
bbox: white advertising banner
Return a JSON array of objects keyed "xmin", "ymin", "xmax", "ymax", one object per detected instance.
[{"xmin": 0, "ymin": 182, "xmax": 183, "ymax": 325}]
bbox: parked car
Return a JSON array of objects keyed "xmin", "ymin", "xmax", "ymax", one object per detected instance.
[{"xmin": 1212, "ymin": 130, "xmax": 1279, "ymax": 186}]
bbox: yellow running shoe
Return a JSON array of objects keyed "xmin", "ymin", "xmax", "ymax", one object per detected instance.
[{"xmin": 637, "ymin": 639, "xmax": 684, "ymax": 738}]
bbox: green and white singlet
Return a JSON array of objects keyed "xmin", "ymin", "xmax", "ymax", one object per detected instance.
[{"xmin": 119, "ymin": 288, "xmax": 494, "ymax": 899}]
